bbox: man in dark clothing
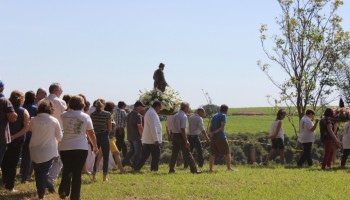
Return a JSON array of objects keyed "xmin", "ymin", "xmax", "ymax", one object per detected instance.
[{"xmin": 153, "ymin": 63, "xmax": 168, "ymax": 92}]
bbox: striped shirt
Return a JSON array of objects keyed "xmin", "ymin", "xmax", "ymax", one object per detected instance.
[
  {"xmin": 90, "ymin": 110, "xmax": 111, "ymax": 134},
  {"xmin": 115, "ymin": 109, "xmax": 127, "ymax": 128}
]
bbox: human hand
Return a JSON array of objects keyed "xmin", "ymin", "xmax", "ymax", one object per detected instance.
[
  {"xmin": 93, "ymin": 147, "xmax": 99, "ymax": 155},
  {"xmin": 315, "ymin": 119, "xmax": 319, "ymax": 123},
  {"xmin": 155, "ymin": 141, "xmax": 160, "ymax": 147}
]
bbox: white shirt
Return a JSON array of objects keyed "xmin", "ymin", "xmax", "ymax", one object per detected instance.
[
  {"xmin": 188, "ymin": 114, "xmax": 205, "ymax": 136},
  {"xmin": 43, "ymin": 94, "xmax": 67, "ymax": 127},
  {"xmin": 343, "ymin": 122, "xmax": 350, "ymax": 149},
  {"xmin": 142, "ymin": 107, "xmax": 162, "ymax": 144},
  {"xmin": 29, "ymin": 113, "xmax": 63, "ymax": 163},
  {"xmin": 172, "ymin": 110, "xmax": 187, "ymax": 133},
  {"xmin": 166, "ymin": 115, "xmax": 174, "ymax": 132},
  {"xmin": 59, "ymin": 110, "xmax": 94, "ymax": 151},
  {"xmin": 299, "ymin": 116, "xmax": 315, "ymax": 143},
  {"xmin": 269, "ymin": 120, "xmax": 284, "ymax": 140}
]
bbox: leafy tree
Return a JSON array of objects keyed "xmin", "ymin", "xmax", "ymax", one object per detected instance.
[{"xmin": 258, "ymin": 0, "xmax": 350, "ymax": 136}]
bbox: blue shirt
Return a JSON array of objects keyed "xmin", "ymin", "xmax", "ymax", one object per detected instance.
[{"xmin": 210, "ymin": 112, "xmax": 227, "ymax": 140}]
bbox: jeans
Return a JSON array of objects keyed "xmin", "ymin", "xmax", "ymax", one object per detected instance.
[
  {"xmin": 93, "ymin": 133, "xmax": 110, "ymax": 175},
  {"xmin": 341, "ymin": 149, "xmax": 350, "ymax": 167},
  {"xmin": 322, "ymin": 140, "xmax": 334, "ymax": 169},
  {"xmin": 1, "ymin": 139, "xmax": 23, "ymax": 190},
  {"xmin": 59, "ymin": 150, "xmax": 88, "ymax": 200},
  {"xmin": 115, "ymin": 128, "xmax": 127, "ymax": 157},
  {"xmin": 21, "ymin": 133, "xmax": 33, "ymax": 182},
  {"xmin": 123, "ymin": 140, "xmax": 142, "ymax": 166},
  {"xmin": 33, "ymin": 158, "xmax": 53, "ymax": 199},
  {"xmin": 0, "ymin": 143, "xmax": 7, "ymax": 166},
  {"xmin": 134, "ymin": 144, "xmax": 161, "ymax": 171},
  {"xmin": 184, "ymin": 135, "xmax": 204, "ymax": 168},
  {"xmin": 297, "ymin": 142, "xmax": 313, "ymax": 167},
  {"xmin": 169, "ymin": 133, "xmax": 198, "ymax": 173}
]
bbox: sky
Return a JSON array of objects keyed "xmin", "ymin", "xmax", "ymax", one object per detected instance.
[{"xmin": 1, "ymin": 1, "xmax": 349, "ymax": 108}]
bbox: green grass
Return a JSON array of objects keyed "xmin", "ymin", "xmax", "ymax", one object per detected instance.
[{"xmin": 2, "ymin": 165, "xmax": 350, "ymax": 200}]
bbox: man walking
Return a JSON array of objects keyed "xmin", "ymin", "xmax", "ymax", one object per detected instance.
[
  {"xmin": 134, "ymin": 101, "xmax": 162, "ymax": 172},
  {"xmin": 123, "ymin": 101, "xmax": 145, "ymax": 168},
  {"xmin": 115, "ymin": 101, "xmax": 128, "ymax": 157},
  {"xmin": 208, "ymin": 104, "xmax": 232, "ymax": 172},
  {"xmin": 169, "ymin": 102, "xmax": 201, "ymax": 174}
]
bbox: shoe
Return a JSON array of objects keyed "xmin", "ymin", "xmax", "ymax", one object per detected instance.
[
  {"xmin": 10, "ymin": 188, "xmax": 18, "ymax": 193},
  {"xmin": 59, "ymin": 192, "xmax": 67, "ymax": 199},
  {"xmin": 192, "ymin": 170, "xmax": 202, "ymax": 174}
]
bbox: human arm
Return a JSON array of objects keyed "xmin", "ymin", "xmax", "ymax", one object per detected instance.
[
  {"xmin": 54, "ymin": 120, "xmax": 63, "ymax": 142},
  {"xmin": 87, "ymin": 129, "xmax": 99, "ymax": 154},
  {"xmin": 327, "ymin": 123, "xmax": 341, "ymax": 146},
  {"xmin": 107, "ymin": 118, "xmax": 112, "ymax": 134},
  {"xmin": 7, "ymin": 112, "xmax": 17, "ymax": 123},
  {"xmin": 309, "ymin": 119, "xmax": 319, "ymax": 132},
  {"xmin": 11, "ymin": 109, "xmax": 30, "ymax": 140}
]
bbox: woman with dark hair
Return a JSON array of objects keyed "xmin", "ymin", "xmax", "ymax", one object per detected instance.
[
  {"xmin": 1, "ymin": 90, "xmax": 30, "ymax": 191},
  {"xmin": 264, "ymin": 109, "xmax": 287, "ymax": 165},
  {"xmin": 59, "ymin": 95, "xmax": 98, "ymax": 200},
  {"xmin": 320, "ymin": 108, "xmax": 341, "ymax": 170},
  {"xmin": 30, "ymin": 100, "xmax": 62, "ymax": 200},
  {"xmin": 91, "ymin": 99, "xmax": 112, "ymax": 182},
  {"xmin": 21, "ymin": 90, "xmax": 37, "ymax": 183}
]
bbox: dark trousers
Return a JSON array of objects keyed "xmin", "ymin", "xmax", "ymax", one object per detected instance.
[
  {"xmin": 0, "ymin": 144, "xmax": 7, "ymax": 166},
  {"xmin": 21, "ymin": 133, "xmax": 33, "ymax": 182},
  {"xmin": 135, "ymin": 144, "xmax": 161, "ymax": 171},
  {"xmin": 93, "ymin": 133, "xmax": 110, "ymax": 175},
  {"xmin": 33, "ymin": 158, "xmax": 53, "ymax": 199},
  {"xmin": 169, "ymin": 133, "xmax": 198, "ymax": 173},
  {"xmin": 122, "ymin": 140, "xmax": 142, "ymax": 167},
  {"xmin": 297, "ymin": 142, "xmax": 313, "ymax": 167},
  {"xmin": 1, "ymin": 139, "xmax": 23, "ymax": 190},
  {"xmin": 184, "ymin": 135, "xmax": 204, "ymax": 168},
  {"xmin": 341, "ymin": 149, "xmax": 350, "ymax": 166},
  {"xmin": 115, "ymin": 128, "xmax": 127, "ymax": 157},
  {"xmin": 59, "ymin": 150, "xmax": 88, "ymax": 200},
  {"xmin": 322, "ymin": 140, "xmax": 334, "ymax": 169}
]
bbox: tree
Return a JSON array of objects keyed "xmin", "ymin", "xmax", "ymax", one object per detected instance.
[
  {"xmin": 258, "ymin": 0, "xmax": 350, "ymax": 136},
  {"xmin": 336, "ymin": 60, "xmax": 350, "ymax": 104}
]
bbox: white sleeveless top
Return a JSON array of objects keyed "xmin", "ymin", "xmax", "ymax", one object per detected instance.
[{"xmin": 269, "ymin": 120, "xmax": 284, "ymax": 140}]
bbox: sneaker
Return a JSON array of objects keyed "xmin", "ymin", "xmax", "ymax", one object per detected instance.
[{"xmin": 192, "ymin": 170, "xmax": 202, "ymax": 174}]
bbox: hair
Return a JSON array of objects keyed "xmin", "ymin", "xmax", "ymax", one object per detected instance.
[
  {"xmin": 276, "ymin": 109, "xmax": 287, "ymax": 120},
  {"xmin": 9, "ymin": 90, "xmax": 24, "ymax": 107},
  {"xmin": 105, "ymin": 101, "xmax": 115, "ymax": 113},
  {"xmin": 49, "ymin": 83, "xmax": 61, "ymax": 94},
  {"xmin": 95, "ymin": 99, "xmax": 106, "ymax": 112},
  {"xmin": 197, "ymin": 107, "xmax": 205, "ymax": 113},
  {"xmin": 180, "ymin": 102, "xmax": 189, "ymax": 111},
  {"xmin": 323, "ymin": 108, "xmax": 334, "ymax": 118},
  {"xmin": 159, "ymin": 63, "xmax": 165, "ymax": 68},
  {"xmin": 69, "ymin": 95, "xmax": 85, "ymax": 111},
  {"xmin": 37, "ymin": 100, "xmax": 54, "ymax": 114},
  {"xmin": 152, "ymin": 101, "xmax": 162, "ymax": 109},
  {"xmin": 24, "ymin": 90, "xmax": 35, "ymax": 105},
  {"xmin": 220, "ymin": 104, "xmax": 229, "ymax": 113},
  {"xmin": 36, "ymin": 88, "xmax": 47, "ymax": 95},
  {"xmin": 305, "ymin": 109, "xmax": 315, "ymax": 116},
  {"xmin": 118, "ymin": 101, "xmax": 126, "ymax": 109},
  {"xmin": 62, "ymin": 94, "xmax": 72, "ymax": 106},
  {"xmin": 78, "ymin": 94, "xmax": 89, "ymax": 112}
]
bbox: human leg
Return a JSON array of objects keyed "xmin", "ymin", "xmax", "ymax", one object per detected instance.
[
  {"xmin": 33, "ymin": 159, "xmax": 53, "ymax": 199},
  {"xmin": 59, "ymin": 151, "xmax": 73, "ymax": 198},
  {"xmin": 1, "ymin": 139, "xmax": 23, "ymax": 190},
  {"xmin": 169, "ymin": 134, "xmax": 181, "ymax": 172},
  {"xmin": 134, "ymin": 144, "xmax": 151, "ymax": 171},
  {"xmin": 150, "ymin": 144, "xmax": 161, "ymax": 171},
  {"xmin": 70, "ymin": 150, "xmax": 88, "ymax": 200},
  {"xmin": 341, "ymin": 149, "xmax": 350, "ymax": 167}
]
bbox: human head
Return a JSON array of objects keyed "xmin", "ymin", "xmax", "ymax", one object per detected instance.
[
  {"xmin": 159, "ymin": 63, "xmax": 165, "ymax": 70},
  {"xmin": 95, "ymin": 99, "xmax": 106, "ymax": 112},
  {"xmin": 9, "ymin": 90, "xmax": 24, "ymax": 107},
  {"xmin": 276, "ymin": 109, "xmax": 287, "ymax": 120},
  {"xmin": 220, "ymin": 104, "xmax": 229, "ymax": 114},
  {"xmin": 180, "ymin": 102, "xmax": 190, "ymax": 113},
  {"xmin": 134, "ymin": 100, "xmax": 145, "ymax": 113},
  {"xmin": 37, "ymin": 100, "xmax": 54, "ymax": 114},
  {"xmin": 323, "ymin": 108, "xmax": 334, "ymax": 118},
  {"xmin": 68, "ymin": 95, "xmax": 85, "ymax": 111},
  {"xmin": 35, "ymin": 88, "xmax": 47, "ymax": 101},
  {"xmin": 62, "ymin": 94, "xmax": 72, "ymax": 106},
  {"xmin": 152, "ymin": 101, "xmax": 162, "ymax": 113},
  {"xmin": 305, "ymin": 109, "xmax": 316, "ymax": 119},
  {"xmin": 196, "ymin": 107, "xmax": 206, "ymax": 117},
  {"xmin": 78, "ymin": 94, "xmax": 89, "ymax": 112},
  {"xmin": 49, "ymin": 83, "xmax": 63, "ymax": 97},
  {"xmin": 118, "ymin": 101, "xmax": 127, "ymax": 109},
  {"xmin": 0, "ymin": 80, "xmax": 4, "ymax": 93},
  {"xmin": 105, "ymin": 101, "xmax": 115, "ymax": 113},
  {"xmin": 24, "ymin": 90, "xmax": 35, "ymax": 105}
]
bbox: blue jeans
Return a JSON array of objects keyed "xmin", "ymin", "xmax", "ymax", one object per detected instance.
[
  {"xmin": 123, "ymin": 140, "xmax": 142, "ymax": 166},
  {"xmin": 33, "ymin": 158, "xmax": 53, "ymax": 199},
  {"xmin": 134, "ymin": 144, "xmax": 161, "ymax": 171},
  {"xmin": 93, "ymin": 133, "xmax": 110, "ymax": 175},
  {"xmin": 0, "ymin": 144, "xmax": 7, "ymax": 166}
]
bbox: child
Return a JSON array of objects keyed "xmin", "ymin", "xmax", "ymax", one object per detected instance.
[
  {"xmin": 341, "ymin": 121, "xmax": 350, "ymax": 168},
  {"xmin": 264, "ymin": 109, "xmax": 287, "ymax": 165}
]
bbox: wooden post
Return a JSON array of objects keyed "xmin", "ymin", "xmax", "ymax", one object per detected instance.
[{"xmin": 250, "ymin": 144, "xmax": 256, "ymax": 164}]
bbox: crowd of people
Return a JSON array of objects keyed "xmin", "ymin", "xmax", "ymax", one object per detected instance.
[{"xmin": 0, "ymin": 78, "xmax": 350, "ymax": 199}]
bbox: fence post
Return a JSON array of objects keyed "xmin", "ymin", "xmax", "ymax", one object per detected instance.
[{"xmin": 250, "ymin": 144, "xmax": 256, "ymax": 164}]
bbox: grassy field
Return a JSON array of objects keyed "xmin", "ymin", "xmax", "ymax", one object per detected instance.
[{"xmin": 1, "ymin": 165, "xmax": 350, "ymax": 200}]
